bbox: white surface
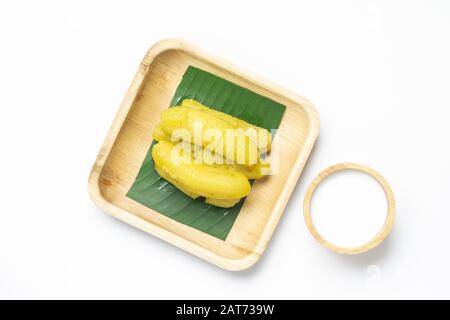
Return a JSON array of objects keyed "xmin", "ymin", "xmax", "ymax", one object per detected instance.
[{"xmin": 0, "ymin": 0, "xmax": 449, "ymax": 299}]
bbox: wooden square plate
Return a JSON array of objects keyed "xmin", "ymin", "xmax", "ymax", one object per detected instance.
[{"xmin": 88, "ymin": 39, "xmax": 320, "ymax": 271}]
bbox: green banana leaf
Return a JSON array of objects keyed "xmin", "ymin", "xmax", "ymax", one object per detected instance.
[{"xmin": 126, "ymin": 66, "xmax": 286, "ymax": 240}]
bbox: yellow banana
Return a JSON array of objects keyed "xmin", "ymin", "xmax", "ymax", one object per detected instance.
[
  {"xmin": 152, "ymin": 123, "xmax": 169, "ymax": 141},
  {"xmin": 181, "ymin": 99, "xmax": 272, "ymax": 153},
  {"xmin": 152, "ymin": 141, "xmax": 251, "ymax": 208},
  {"xmin": 192, "ymin": 145, "xmax": 268, "ymax": 179},
  {"xmin": 158, "ymin": 106, "xmax": 259, "ymax": 166}
]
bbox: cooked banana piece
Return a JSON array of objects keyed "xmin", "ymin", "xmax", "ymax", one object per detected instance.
[
  {"xmin": 229, "ymin": 163, "xmax": 269, "ymax": 180},
  {"xmin": 205, "ymin": 198, "xmax": 241, "ymax": 207},
  {"xmin": 181, "ymin": 99, "xmax": 272, "ymax": 153},
  {"xmin": 195, "ymin": 147, "xmax": 268, "ymax": 179},
  {"xmin": 152, "ymin": 141, "xmax": 250, "ymax": 208},
  {"xmin": 152, "ymin": 123, "xmax": 169, "ymax": 142},
  {"xmin": 172, "ymin": 141, "xmax": 268, "ymax": 180},
  {"xmin": 159, "ymin": 106, "xmax": 259, "ymax": 165}
]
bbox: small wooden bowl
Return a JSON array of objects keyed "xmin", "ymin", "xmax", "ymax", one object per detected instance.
[
  {"xmin": 303, "ymin": 163, "xmax": 396, "ymax": 254},
  {"xmin": 88, "ymin": 39, "xmax": 320, "ymax": 270}
]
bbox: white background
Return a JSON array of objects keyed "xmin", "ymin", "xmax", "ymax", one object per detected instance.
[{"xmin": 1, "ymin": 0, "xmax": 449, "ymax": 299}]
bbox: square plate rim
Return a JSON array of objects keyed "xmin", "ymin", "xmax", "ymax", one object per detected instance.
[{"xmin": 88, "ymin": 38, "xmax": 320, "ymax": 271}]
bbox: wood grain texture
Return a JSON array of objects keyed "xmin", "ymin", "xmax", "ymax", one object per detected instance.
[
  {"xmin": 88, "ymin": 39, "xmax": 320, "ymax": 270},
  {"xmin": 303, "ymin": 163, "xmax": 396, "ymax": 255}
]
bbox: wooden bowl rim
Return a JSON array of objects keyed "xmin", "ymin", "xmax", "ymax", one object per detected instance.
[{"xmin": 303, "ymin": 162, "xmax": 396, "ymax": 255}]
